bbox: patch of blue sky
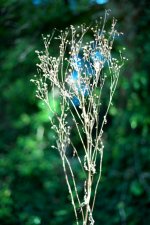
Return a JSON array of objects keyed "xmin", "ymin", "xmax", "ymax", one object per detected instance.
[
  {"xmin": 72, "ymin": 84, "xmax": 89, "ymax": 106},
  {"xmin": 91, "ymin": 50, "xmax": 105, "ymax": 62},
  {"xmin": 72, "ymin": 96, "xmax": 80, "ymax": 106},
  {"xmin": 70, "ymin": 55, "xmax": 94, "ymax": 106},
  {"xmin": 70, "ymin": 49, "xmax": 106, "ymax": 106},
  {"xmin": 72, "ymin": 55, "xmax": 94, "ymax": 76},
  {"xmin": 32, "ymin": 0, "xmax": 51, "ymax": 6},
  {"xmin": 71, "ymin": 70, "xmax": 79, "ymax": 80},
  {"xmin": 71, "ymin": 55, "xmax": 83, "ymax": 69},
  {"xmin": 80, "ymin": 84, "xmax": 89, "ymax": 96},
  {"xmin": 69, "ymin": 0, "xmax": 77, "ymax": 12},
  {"xmin": 91, "ymin": 0, "xmax": 108, "ymax": 5},
  {"xmin": 80, "ymin": 61, "xmax": 93, "ymax": 76},
  {"xmin": 32, "ymin": 0, "xmax": 42, "ymax": 5}
]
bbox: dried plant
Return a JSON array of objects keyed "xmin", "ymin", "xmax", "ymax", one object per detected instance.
[{"xmin": 31, "ymin": 10, "xmax": 126, "ymax": 225}]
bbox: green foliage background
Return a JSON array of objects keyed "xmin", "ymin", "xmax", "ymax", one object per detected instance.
[{"xmin": 0, "ymin": 0, "xmax": 150, "ymax": 224}]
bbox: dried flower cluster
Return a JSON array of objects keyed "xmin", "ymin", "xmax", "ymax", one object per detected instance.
[{"xmin": 31, "ymin": 11, "xmax": 125, "ymax": 225}]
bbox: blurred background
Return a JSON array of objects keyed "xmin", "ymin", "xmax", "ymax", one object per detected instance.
[{"xmin": 0, "ymin": 0, "xmax": 150, "ymax": 225}]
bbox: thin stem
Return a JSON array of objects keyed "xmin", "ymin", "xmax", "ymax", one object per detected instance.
[
  {"xmin": 92, "ymin": 148, "xmax": 103, "ymax": 212},
  {"xmin": 64, "ymin": 155, "xmax": 85, "ymax": 221},
  {"xmin": 61, "ymin": 154, "xmax": 79, "ymax": 225}
]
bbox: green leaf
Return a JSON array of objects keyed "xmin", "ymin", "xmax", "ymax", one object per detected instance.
[{"xmin": 130, "ymin": 180, "xmax": 144, "ymax": 196}]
